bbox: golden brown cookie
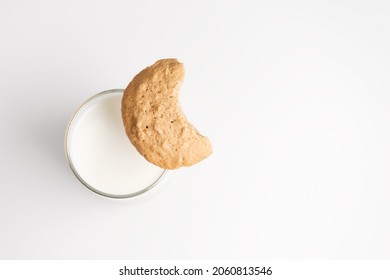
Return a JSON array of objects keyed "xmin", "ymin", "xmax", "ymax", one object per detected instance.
[{"xmin": 121, "ymin": 59, "xmax": 212, "ymax": 169}]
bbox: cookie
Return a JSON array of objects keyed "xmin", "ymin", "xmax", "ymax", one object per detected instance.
[{"xmin": 121, "ymin": 59, "xmax": 212, "ymax": 169}]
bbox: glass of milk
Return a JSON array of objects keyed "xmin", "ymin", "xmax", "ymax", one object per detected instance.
[{"xmin": 65, "ymin": 89, "xmax": 167, "ymax": 198}]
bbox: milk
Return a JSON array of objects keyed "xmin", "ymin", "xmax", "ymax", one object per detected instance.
[{"xmin": 67, "ymin": 91, "xmax": 165, "ymax": 197}]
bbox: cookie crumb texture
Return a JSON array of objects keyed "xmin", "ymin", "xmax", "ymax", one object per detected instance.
[{"xmin": 122, "ymin": 59, "xmax": 212, "ymax": 169}]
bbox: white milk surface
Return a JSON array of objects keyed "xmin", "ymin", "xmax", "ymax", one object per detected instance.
[{"xmin": 68, "ymin": 92, "xmax": 164, "ymax": 196}]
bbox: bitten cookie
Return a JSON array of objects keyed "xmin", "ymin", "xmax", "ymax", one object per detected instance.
[{"xmin": 121, "ymin": 59, "xmax": 212, "ymax": 169}]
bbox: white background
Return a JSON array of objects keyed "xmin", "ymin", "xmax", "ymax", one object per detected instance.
[{"xmin": 1, "ymin": 0, "xmax": 390, "ymax": 259}]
